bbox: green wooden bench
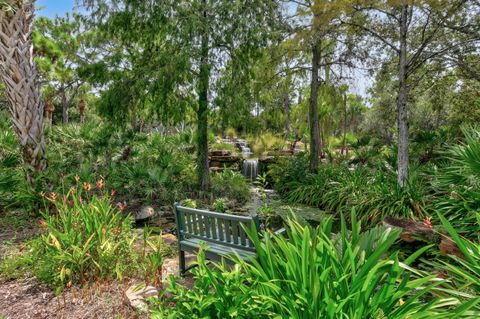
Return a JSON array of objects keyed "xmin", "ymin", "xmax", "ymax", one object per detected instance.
[{"xmin": 174, "ymin": 204, "xmax": 260, "ymax": 275}]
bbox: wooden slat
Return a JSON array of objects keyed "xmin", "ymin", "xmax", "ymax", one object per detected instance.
[
  {"xmin": 185, "ymin": 212, "xmax": 192, "ymax": 234},
  {"xmin": 198, "ymin": 215, "xmax": 205, "ymax": 237},
  {"xmin": 176, "ymin": 206, "xmax": 253, "ymax": 222},
  {"xmin": 205, "ymin": 216, "xmax": 211, "ymax": 238},
  {"xmin": 225, "ymin": 219, "xmax": 232, "ymax": 243},
  {"xmin": 210, "ymin": 217, "xmax": 217, "ymax": 240},
  {"xmin": 192, "ymin": 213, "xmax": 198, "ymax": 235},
  {"xmin": 232, "ymin": 220, "xmax": 239, "ymax": 245},
  {"xmin": 217, "ymin": 218, "xmax": 224, "ymax": 241},
  {"xmin": 239, "ymin": 223, "xmax": 247, "ymax": 246},
  {"xmin": 180, "ymin": 234, "xmax": 257, "ymax": 253}
]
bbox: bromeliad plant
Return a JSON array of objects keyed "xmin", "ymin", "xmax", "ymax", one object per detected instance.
[{"xmin": 33, "ymin": 179, "xmax": 138, "ymax": 288}]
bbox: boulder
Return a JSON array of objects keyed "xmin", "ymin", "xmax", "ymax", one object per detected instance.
[
  {"xmin": 209, "ymin": 149, "xmax": 232, "ymax": 157},
  {"xmin": 125, "ymin": 284, "xmax": 158, "ymax": 313},
  {"xmin": 135, "ymin": 206, "xmax": 156, "ymax": 222}
]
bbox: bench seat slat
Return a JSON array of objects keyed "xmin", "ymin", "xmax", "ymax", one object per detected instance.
[
  {"xmin": 180, "ymin": 232, "xmax": 257, "ymax": 252},
  {"xmin": 180, "ymin": 238, "xmax": 256, "ymax": 261}
]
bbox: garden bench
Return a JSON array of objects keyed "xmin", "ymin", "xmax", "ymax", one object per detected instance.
[{"xmin": 174, "ymin": 204, "xmax": 260, "ymax": 275}]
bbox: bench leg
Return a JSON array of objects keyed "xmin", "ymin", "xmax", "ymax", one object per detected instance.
[{"xmin": 179, "ymin": 250, "xmax": 186, "ymax": 277}]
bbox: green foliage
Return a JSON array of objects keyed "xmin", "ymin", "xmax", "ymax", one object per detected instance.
[
  {"xmin": 151, "ymin": 245, "xmax": 276, "ymax": 319},
  {"xmin": 182, "ymin": 198, "xmax": 197, "ymax": 209},
  {"xmin": 154, "ymin": 213, "xmax": 472, "ymax": 318},
  {"xmin": 213, "ymin": 197, "xmax": 227, "ymax": 213},
  {"xmin": 209, "ymin": 141, "xmax": 236, "ymax": 152},
  {"xmin": 429, "ymin": 214, "xmax": 480, "ymax": 315},
  {"xmin": 433, "ymin": 127, "xmax": 480, "ymax": 235},
  {"xmin": 32, "ymin": 187, "xmax": 138, "ymax": 288},
  {"xmin": 211, "ymin": 170, "xmax": 251, "ymax": 205},
  {"xmin": 248, "ymin": 132, "xmax": 284, "ymax": 155},
  {"xmin": 270, "ymin": 155, "xmax": 429, "ymax": 225},
  {"xmin": 1, "ymin": 117, "xmax": 196, "ymax": 209},
  {"xmin": 240, "ymin": 213, "xmax": 458, "ymax": 318},
  {"xmin": 0, "ymin": 113, "xmax": 40, "ymax": 210}
]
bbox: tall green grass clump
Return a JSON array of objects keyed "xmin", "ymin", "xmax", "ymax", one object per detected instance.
[{"xmin": 32, "ymin": 180, "xmax": 138, "ymax": 288}]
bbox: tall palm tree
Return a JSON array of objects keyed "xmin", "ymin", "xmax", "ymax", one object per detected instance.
[{"xmin": 0, "ymin": 0, "xmax": 46, "ymax": 186}]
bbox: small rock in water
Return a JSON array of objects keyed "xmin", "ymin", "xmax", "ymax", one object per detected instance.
[
  {"xmin": 135, "ymin": 206, "xmax": 156, "ymax": 222},
  {"xmin": 125, "ymin": 284, "xmax": 159, "ymax": 312}
]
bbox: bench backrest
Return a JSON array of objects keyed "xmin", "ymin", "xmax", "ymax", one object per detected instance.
[{"xmin": 174, "ymin": 204, "xmax": 260, "ymax": 252}]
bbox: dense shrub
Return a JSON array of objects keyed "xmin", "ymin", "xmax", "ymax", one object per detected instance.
[
  {"xmin": 0, "ymin": 114, "xmax": 196, "ymax": 210},
  {"xmin": 432, "ymin": 127, "xmax": 480, "ymax": 236},
  {"xmin": 210, "ymin": 170, "xmax": 250, "ymax": 205},
  {"xmin": 0, "ymin": 114, "xmax": 39, "ymax": 210},
  {"xmin": 247, "ymin": 132, "xmax": 285, "ymax": 155},
  {"xmin": 269, "ymin": 156, "xmax": 430, "ymax": 225}
]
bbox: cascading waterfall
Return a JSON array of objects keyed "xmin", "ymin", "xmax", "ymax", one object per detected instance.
[{"xmin": 243, "ymin": 159, "xmax": 259, "ymax": 180}]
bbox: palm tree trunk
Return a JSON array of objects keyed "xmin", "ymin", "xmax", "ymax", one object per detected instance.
[{"xmin": 0, "ymin": 0, "xmax": 47, "ymax": 187}]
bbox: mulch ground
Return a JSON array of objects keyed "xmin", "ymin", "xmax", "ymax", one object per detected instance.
[{"xmin": 0, "ymin": 278, "xmax": 146, "ymax": 319}]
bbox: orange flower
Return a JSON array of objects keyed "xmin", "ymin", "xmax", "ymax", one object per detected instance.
[
  {"xmin": 110, "ymin": 189, "xmax": 116, "ymax": 197},
  {"xmin": 75, "ymin": 175, "xmax": 79, "ymax": 184},
  {"xmin": 63, "ymin": 195, "xmax": 67, "ymax": 205},
  {"xmin": 47, "ymin": 192, "xmax": 58, "ymax": 202},
  {"xmin": 83, "ymin": 182, "xmax": 92, "ymax": 192},
  {"xmin": 79, "ymin": 197, "xmax": 83, "ymax": 205},
  {"xmin": 96, "ymin": 179, "xmax": 105, "ymax": 191},
  {"xmin": 117, "ymin": 202, "xmax": 126, "ymax": 211},
  {"xmin": 39, "ymin": 191, "xmax": 46, "ymax": 198},
  {"xmin": 424, "ymin": 216, "xmax": 432, "ymax": 229},
  {"xmin": 39, "ymin": 219, "xmax": 47, "ymax": 228}
]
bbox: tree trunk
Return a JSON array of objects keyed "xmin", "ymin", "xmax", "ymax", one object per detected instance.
[
  {"xmin": 342, "ymin": 92, "xmax": 348, "ymax": 156},
  {"xmin": 309, "ymin": 42, "xmax": 321, "ymax": 172},
  {"xmin": 397, "ymin": 3, "xmax": 409, "ymax": 187},
  {"xmin": 0, "ymin": 0, "xmax": 47, "ymax": 187},
  {"xmin": 196, "ymin": 5, "xmax": 210, "ymax": 192},
  {"xmin": 283, "ymin": 91, "xmax": 290, "ymax": 139},
  {"xmin": 61, "ymin": 88, "xmax": 69, "ymax": 124}
]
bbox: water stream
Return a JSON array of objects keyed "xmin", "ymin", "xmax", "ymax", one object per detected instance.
[{"xmin": 242, "ymin": 159, "xmax": 259, "ymax": 180}]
